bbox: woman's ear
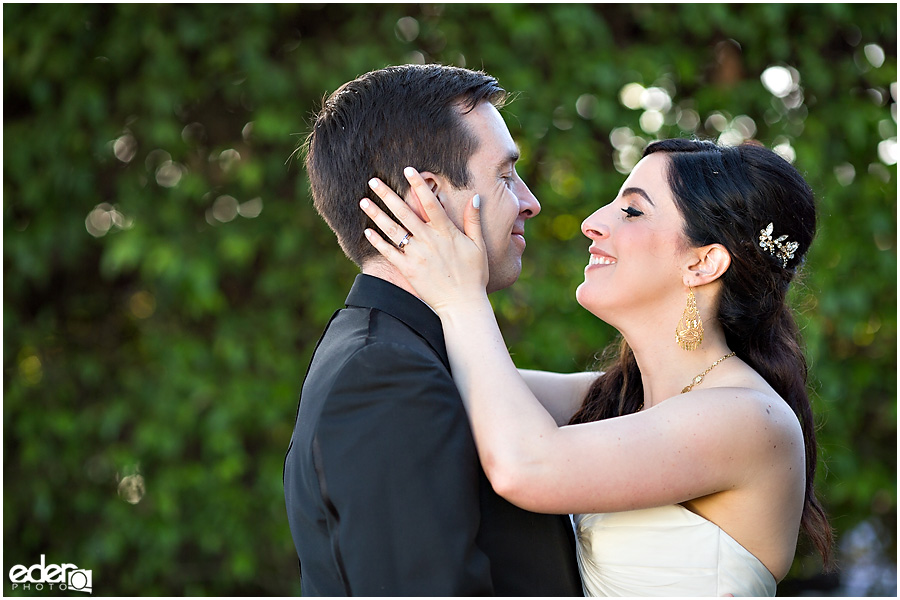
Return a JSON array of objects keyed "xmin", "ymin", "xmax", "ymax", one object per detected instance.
[
  {"xmin": 684, "ymin": 244, "xmax": 731, "ymax": 287},
  {"xmin": 405, "ymin": 171, "xmax": 442, "ymax": 221}
]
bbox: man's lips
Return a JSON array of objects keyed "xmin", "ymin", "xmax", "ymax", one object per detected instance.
[{"xmin": 511, "ymin": 228, "xmax": 526, "ymax": 244}]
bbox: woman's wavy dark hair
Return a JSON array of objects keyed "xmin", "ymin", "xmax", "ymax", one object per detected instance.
[{"xmin": 569, "ymin": 139, "xmax": 834, "ymax": 569}]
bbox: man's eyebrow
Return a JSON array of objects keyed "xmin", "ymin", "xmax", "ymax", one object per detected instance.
[
  {"xmin": 497, "ymin": 149, "xmax": 520, "ymax": 170},
  {"xmin": 622, "ymin": 187, "xmax": 654, "ymax": 206}
]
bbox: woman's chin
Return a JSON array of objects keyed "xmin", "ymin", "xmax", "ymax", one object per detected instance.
[
  {"xmin": 575, "ymin": 282, "xmax": 587, "ymax": 306},
  {"xmin": 575, "ymin": 283, "xmax": 595, "ymax": 312},
  {"xmin": 575, "ymin": 284, "xmax": 611, "ymax": 321}
]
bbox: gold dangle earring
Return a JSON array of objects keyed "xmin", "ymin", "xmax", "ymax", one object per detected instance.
[{"xmin": 675, "ymin": 287, "xmax": 704, "ymax": 351}]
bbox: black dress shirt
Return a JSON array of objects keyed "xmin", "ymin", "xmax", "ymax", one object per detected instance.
[{"xmin": 284, "ymin": 274, "xmax": 583, "ymax": 596}]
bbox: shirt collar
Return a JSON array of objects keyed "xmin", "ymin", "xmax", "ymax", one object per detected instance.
[{"xmin": 345, "ymin": 274, "xmax": 449, "ymax": 367}]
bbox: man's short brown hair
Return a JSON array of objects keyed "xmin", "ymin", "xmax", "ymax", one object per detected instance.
[{"xmin": 303, "ymin": 64, "xmax": 507, "ymax": 266}]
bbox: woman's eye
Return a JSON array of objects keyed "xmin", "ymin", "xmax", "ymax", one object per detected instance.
[{"xmin": 621, "ymin": 206, "xmax": 644, "ymax": 218}]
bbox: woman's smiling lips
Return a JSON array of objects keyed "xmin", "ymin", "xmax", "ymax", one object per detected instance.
[{"xmin": 586, "ymin": 248, "xmax": 617, "ymax": 270}]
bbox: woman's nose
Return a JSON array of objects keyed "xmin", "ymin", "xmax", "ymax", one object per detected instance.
[{"xmin": 581, "ymin": 208, "xmax": 609, "ymax": 239}]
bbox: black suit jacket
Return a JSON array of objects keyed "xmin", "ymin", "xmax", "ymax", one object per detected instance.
[{"xmin": 284, "ymin": 275, "xmax": 583, "ymax": 596}]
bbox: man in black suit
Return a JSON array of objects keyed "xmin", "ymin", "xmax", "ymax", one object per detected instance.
[{"xmin": 284, "ymin": 64, "xmax": 582, "ymax": 596}]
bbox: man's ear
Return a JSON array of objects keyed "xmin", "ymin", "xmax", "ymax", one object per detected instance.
[
  {"xmin": 684, "ymin": 244, "xmax": 731, "ymax": 287},
  {"xmin": 404, "ymin": 171, "xmax": 442, "ymax": 221}
]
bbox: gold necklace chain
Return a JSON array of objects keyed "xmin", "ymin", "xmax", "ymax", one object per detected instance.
[
  {"xmin": 637, "ymin": 351, "xmax": 737, "ymax": 411},
  {"xmin": 681, "ymin": 352, "xmax": 736, "ymax": 394}
]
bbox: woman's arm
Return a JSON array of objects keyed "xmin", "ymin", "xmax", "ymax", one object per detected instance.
[
  {"xmin": 518, "ymin": 369, "xmax": 599, "ymax": 426},
  {"xmin": 359, "ymin": 170, "xmax": 801, "ymax": 515},
  {"xmin": 423, "ymin": 287, "xmax": 797, "ymax": 517}
]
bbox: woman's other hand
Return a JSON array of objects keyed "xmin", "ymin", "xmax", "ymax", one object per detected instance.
[{"xmin": 361, "ymin": 167, "xmax": 489, "ymax": 313}]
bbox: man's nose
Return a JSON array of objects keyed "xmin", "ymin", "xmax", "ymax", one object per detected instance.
[{"xmin": 518, "ymin": 181, "xmax": 541, "ymax": 218}]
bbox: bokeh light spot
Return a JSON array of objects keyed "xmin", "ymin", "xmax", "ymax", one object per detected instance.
[
  {"xmin": 718, "ymin": 130, "xmax": 744, "ymax": 146},
  {"xmin": 610, "ymin": 127, "xmax": 646, "ymax": 174},
  {"xmin": 639, "ymin": 109, "xmax": 664, "ymax": 133},
  {"xmin": 705, "ymin": 112, "xmax": 729, "ymax": 132},
  {"xmin": 182, "ymin": 122, "xmax": 206, "ymax": 145},
  {"xmin": 773, "ymin": 139, "xmax": 797, "ymax": 163},
  {"xmin": 834, "ymin": 163, "xmax": 856, "ymax": 187},
  {"xmin": 864, "ymin": 44, "xmax": 886, "ymax": 68},
  {"xmin": 718, "ymin": 114, "xmax": 758, "ymax": 146},
  {"xmin": 238, "ymin": 197, "xmax": 263, "ymax": 218},
  {"xmin": 212, "ymin": 195, "xmax": 239, "ymax": 223},
  {"xmin": 549, "ymin": 167, "xmax": 583, "ymax": 198},
  {"xmin": 553, "ymin": 106, "xmax": 573, "ymax": 130},
  {"xmin": 395, "ymin": 16, "xmax": 419, "ymax": 42},
  {"xmin": 869, "ymin": 162, "xmax": 891, "ymax": 183},
  {"xmin": 19, "ymin": 354, "xmax": 42, "ymax": 386},
  {"xmin": 640, "ymin": 87, "xmax": 672, "ymax": 112},
  {"xmin": 129, "ymin": 291, "xmax": 157, "ymax": 319},
  {"xmin": 576, "ymin": 94, "xmax": 598, "ymax": 119},
  {"xmin": 117, "ymin": 474, "xmax": 146, "ymax": 504},
  {"xmin": 552, "ymin": 214, "xmax": 582, "ymax": 241},
  {"xmin": 614, "ymin": 144, "xmax": 645, "ymax": 174},
  {"xmin": 676, "ymin": 108, "xmax": 700, "ymax": 132},
  {"xmin": 113, "ymin": 133, "xmax": 137, "ymax": 163},
  {"xmin": 219, "ymin": 149, "xmax": 241, "ymax": 172},
  {"xmin": 86, "ymin": 206, "xmax": 112, "ymax": 237},
  {"xmin": 761, "ymin": 66, "xmax": 797, "ymax": 98},
  {"xmin": 732, "ymin": 115, "xmax": 757, "ymax": 139},
  {"xmin": 86, "ymin": 203, "xmax": 133, "ymax": 237},
  {"xmin": 156, "ymin": 161, "xmax": 184, "ymax": 188},
  {"xmin": 609, "ymin": 126, "xmax": 635, "ymax": 150},
  {"xmin": 866, "ymin": 88, "xmax": 886, "ymax": 106},
  {"xmin": 619, "ymin": 83, "xmax": 645, "ymax": 110},
  {"xmin": 852, "ymin": 318, "xmax": 880, "ymax": 347},
  {"xmin": 877, "ymin": 138, "xmax": 897, "ymax": 166}
]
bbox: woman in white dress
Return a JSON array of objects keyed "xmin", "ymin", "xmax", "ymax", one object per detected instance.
[{"xmin": 359, "ymin": 139, "xmax": 833, "ymax": 595}]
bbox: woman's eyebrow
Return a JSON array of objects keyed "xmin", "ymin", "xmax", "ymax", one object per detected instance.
[{"xmin": 622, "ymin": 187, "xmax": 654, "ymax": 206}]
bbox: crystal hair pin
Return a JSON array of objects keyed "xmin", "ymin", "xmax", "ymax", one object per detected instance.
[{"xmin": 758, "ymin": 223, "xmax": 799, "ymax": 268}]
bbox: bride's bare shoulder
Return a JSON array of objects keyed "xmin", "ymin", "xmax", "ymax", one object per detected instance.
[{"xmin": 668, "ymin": 384, "xmax": 804, "ymax": 457}]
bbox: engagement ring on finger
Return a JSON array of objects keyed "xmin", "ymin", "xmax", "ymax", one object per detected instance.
[{"xmin": 397, "ymin": 231, "xmax": 413, "ymax": 252}]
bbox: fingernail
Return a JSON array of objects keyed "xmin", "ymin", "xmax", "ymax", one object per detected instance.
[
  {"xmin": 368, "ymin": 178, "xmax": 379, "ymax": 189},
  {"xmin": 404, "ymin": 166, "xmax": 416, "ymax": 178},
  {"xmin": 360, "ymin": 198, "xmax": 370, "ymax": 209},
  {"xmin": 473, "ymin": 194, "xmax": 480, "ymax": 209},
  {"xmin": 364, "ymin": 229, "xmax": 372, "ymax": 239}
]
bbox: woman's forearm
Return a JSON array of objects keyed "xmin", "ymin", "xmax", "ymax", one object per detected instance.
[{"xmin": 438, "ymin": 298, "xmax": 561, "ymax": 491}]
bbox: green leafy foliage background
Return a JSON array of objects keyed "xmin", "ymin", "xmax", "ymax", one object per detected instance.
[{"xmin": 4, "ymin": 4, "xmax": 895, "ymax": 596}]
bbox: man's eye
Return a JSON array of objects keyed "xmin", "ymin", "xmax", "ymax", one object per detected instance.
[{"xmin": 621, "ymin": 206, "xmax": 644, "ymax": 218}]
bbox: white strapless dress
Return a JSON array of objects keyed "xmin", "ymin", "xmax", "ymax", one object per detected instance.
[{"xmin": 574, "ymin": 505, "xmax": 776, "ymax": 597}]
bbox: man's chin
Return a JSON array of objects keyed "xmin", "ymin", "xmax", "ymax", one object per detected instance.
[{"xmin": 486, "ymin": 262, "xmax": 522, "ymax": 294}]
